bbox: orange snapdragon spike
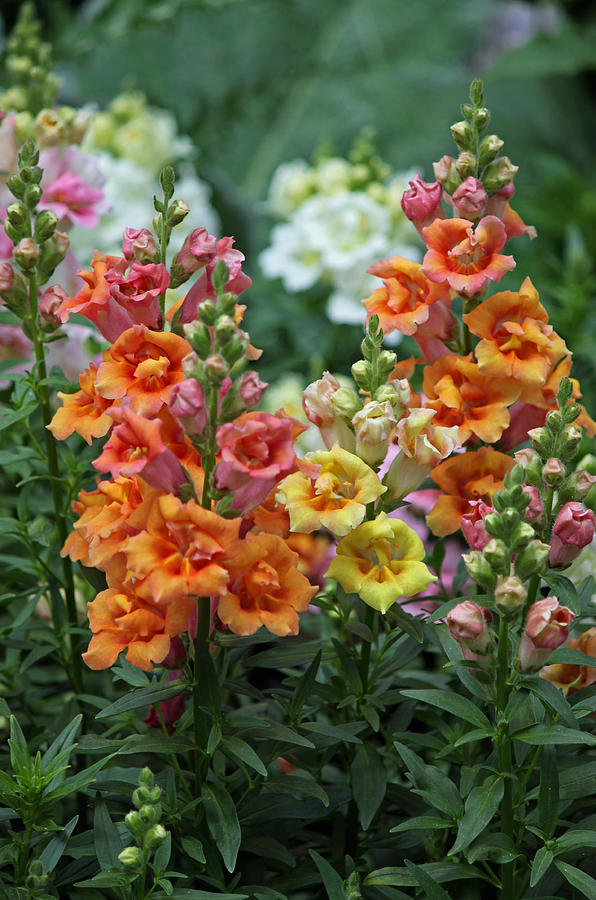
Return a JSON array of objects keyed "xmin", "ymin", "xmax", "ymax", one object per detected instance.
[
  {"xmin": 427, "ymin": 446, "xmax": 515, "ymax": 536},
  {"xmin": 217, "ymin": 532, "xmax": 316, "ymax": 636},
  {"xmin": 422, "ymin": 215, "xmax": 515, "ymax": 297},
  {"xmin": 363, "ymin": 256, "xmax": 451, "ymax": 336},
  {"xmin": 95, "ymin": 325, "xmax": 190, "ymax": 417},
  {"xmin": 48, "ymin": 363, "xmax": 113, "ymax": 444},
  {"xmin": 423, "ymin": 353, "xmax": 520, "ymax": 444},
  {"xmin": 462, "ymin": 277, "xmax": 568, "ymax": 387},
  {"xmin": 124, "ymin": 494, "xmax": 241, "ymax": 604},
  {"xmin": 83, "ymin": 581, "xmax": 187, "ymax": 671},
  {"xmin": 542, "ymin": 627, "xmax": 596, "ymax": 694}
]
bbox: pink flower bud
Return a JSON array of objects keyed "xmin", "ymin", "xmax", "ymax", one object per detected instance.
[
  {"xmin": 432, "ymin": 155, "xmax": 454, "ymax": 184},
  {"xmin": 451, "ymin": 176, "xmax": 487, "ymax": 219},
  {"xmin": 168, "ymin": 378, "xmax": 208, "ymax": 436},
  {"xmin": 447, "ymin": 601, "xmax": 493, "ymax": 661},
  {"xmin": 174, "ymin": 227, "xmax": 218, "ymax": 275},
  {"xmin": 239, "ymin": 371, "xmax": 268, "ymax": 408},
  {"xmin": 0, "ymin": 263, "xmax": 14, "ymax": 291},
  {"xmin": 549, "ymin": 502, "xmax": 596, "ymax": 568},
  {"xmin": 39, "ymin": 285, "xmax": 68, "ymax": 325},
  {"xmin": 122, "ymin": 227, "xmax": 157, "ymax": 264},
  {"xmin": 460, "ymin": 500, "xmax": 493, "ymax": 550},
  {"xmin": 401, "ymin": 174, "xmax": 444, "ymax": 232},
  {"xmin": 517, "ymin": 596, "xmax": 575, "ymax": 672},
  {"xmin": 523, "ymin": 485, "xmax": 544, "ymax": 523}
]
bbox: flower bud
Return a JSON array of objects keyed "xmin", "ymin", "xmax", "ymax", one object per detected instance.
[
  {"xmin": 546, "ymin": 409, "xmax": 562, "ymax": 432},
  {"xmin": 181, "ymin": 351, "xmax": 200, "ymax": 378},
  {"xmin": 463, "ymin": 550, "xmax": 496, "ymax": 591},
  {"xmin": 351, "ymin": 359, "xmax": 371, "ymax": 391},
  {"xmin": 352, "ymin": 400, "xmax": 396, "ymax": 467},
  {"xmin": 559, "ymin": 424, "xmax": 582, "ymax": 458},
  {"xmin": 523, "ymin": 485, "xmax": 544, "ymax": 524},
  {"xmin": 33, "ymin": 208, "xmax": 58, "ymax": 242},
  {"xmin": 549, "ymin": 502, "xmax": 595, "ymax": 568},
  {"xmin": 24, "ymin": 183, "xmax": 42, "ymax": 208},
  {"xmin": 455, "ymin": 152, "xmax": 476, "ymax": 179},
  {"xmin": 214, "ymin": 314, "xmax": 237, "ymax": 344},
  {"xmin": 132, "ymin": 786, "xmax": 151, "ymax": 808},
  {"xmin": 514, "ymin": 448, "xmax": 543, "ymax": 487},
  {"xmin": 139, "ymin": 803, "xmax": 159, "ymax": 824},
  {"xmin": 122, "ymin": 227, "xmax": 158, "ymax": 264},
  {"xmin": 0, "ymin": 264, "xmax": 27, "ymax": 315},
  {"xmin": 39, "ymin": 285, "xmax": 68, "ymax": 327},
  {"xmin": 543, "ymin": 458, "xmax": 565, "ymax": 487},
  {"xmin": 34, "ymin": 108, "xmax": 66, "ymax": 146},
  {"xmin": 473, "ymin": 107, "xmax": 490, "ymax": 130},
  {"xmin": 514, "ymin": 539, "xmax": 550, "ymax": 580},
  {"xmin": 560, "ymin": 469, "xmax": 596, "ymax": 504},
  {"xmin": 510, "ymin": 521, "xmax": 536, "ymax": 552},
  {"xmin": 6, "ymin": 174, "xmax": 25, "ymax": 201},
  {"xmin": 183, "ymin": 321, "xmax": 211, "ymax": 357},
  {"xmin": 482, "ymin": 157, "xmax": 519, "ymax": 194},
  {"xmin": 37, "ymin": 230, "xmax": 69, "ymax": 280},
  {"xmin": 527, "ymin": 426, "xmax": 551, "ymax": 458},
  {"xmin": 495, "ymin": 574, "xmax": 527, "ymax": 620},
  {"xmin": 433, "ymin": 155, "xmax": 462, "ymax": 195},
  {"xmin": 118, "ymin": 845, "xmax": 143, "ymax": 868},
  {"xmin": 378, "ymin": 349, "xmax": 398, "ymax": 378},
  {"xmin": 478, "ymin": 134, "xmax": 504, "ymax": 166},
  {"xmin": 452, "ymin": 176, "xmax": 487, "ymax": 219},
  {"xmin": 375, "ymin": 378, "xmax": 411, "ymax": 419},
  {"xmin": 331, "ymin": 386, "xmax": 361, "ymax": 421},
  {"xmin": 169, "ymin": 379, "xmax": 208, "ymax": 436},
  {"xmin": 6, "ymin": 201, "xmax": 27, "ymax": 228},
  {"xmin": 483, "ymin": 538, "xmax": 508, "ymax": 571},
  {"xmin": 517, "ymin": 596, "xmax": 575, "ymax": 672},
  {"xmin": 198, "ymin": 299, "xmax": 217, "ymax": 325},
  {"xmin": 125, "ymin": 810, "xmax": 143, "ymax": 837},
  {"xmin": 400, "ymin": 174, "xmax": 444, "ymax": 231},
  {"xmin": 166, "ymin": 199, "xmax": 190, "ymax": 226},
  {"xmin": 447, "ymin": 601, "xmax": 493, "ymax": 661},
  {"xmin": 239, "ymin": 371, "xmax": 268, "ymax": 408},
  {"xmin": 139, "ymin": 767, "xmax": 154, "ymax": 789},
  {"xmin": 222, "ymin": 331, "xmax": 249, "ymax": 365},
  {"xmin": 13, "ymin": 237, "xmax": 39, "ymax": 270},
  {"xmin": 460, "ymin": 501, "xmax": 492, "ymax": 550},
  {"xmin": 501, "ymin": 508, "xmax": 521, "ymax": 530},
  {"xmin": 144, "ymin": 824, "xmax": 167, "ymax": 852},
  {"xmin": 204, "ymin": 354, "xmax": 229, "ymax": 384},
  {"xmin": 173, "ymin": 227, "xmax": 217, "ymax": 278},
  {"xmin": 450, "ymin": 120, "xmax": 473, "ymax": 151},
  {"xmin": 482, "ymin": 511, "xmax": 504, "ymax": 539}
]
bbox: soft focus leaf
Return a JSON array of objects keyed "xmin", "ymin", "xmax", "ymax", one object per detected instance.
[
  {"xmin": 201, "ymin": 782, "xmax": 241, "ymax": 873},
  {"xmin": 449, "ymin": 775, "xmax": 503, "ymax": 855},
  {"xmin": 555, "ymin": 860, "xmax": 596, "ymax": 899},
  {"xmin": 539, "ymin": 746, "xmax": 559, "ymax": 840},
  {"xmin": 351, "ymin": 742, "xmax": 387, "ymax": 830},
  {"xmin": 400, "ymin": 689, "xmax": 492, "ymax": 730},
  {"xmin": 309, "ymin": 850, "xmax": 345, "ymax": 900}
]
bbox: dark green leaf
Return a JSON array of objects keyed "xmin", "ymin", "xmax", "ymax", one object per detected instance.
[
  {"xmin": 404, "ymin": 860, "xmax": 452, "ymax": 899},
  {"xmin": 351, "ymin": 742, "xmax": 387, "ymax": 830},
  {"xmin": 119, "ymin": 734, "xmax": 194, "ymax": 756},
  {"xmin": 309, "ymin": 850, "xmax": 345, "ymax": 900},
  {"xmin": 543, "ymin": 573, "xmax": 579, "ymax": 614},
  {"xmin": 548, "ymin": 648, "xmax": 596, "ymax": 667},
  {"xmin": 530, "ymin": 848, "xmax": 553, "ymax": 887},
  {"xmin": 289, "ymin": 650, "xmax": 321, "ymax": 716},
  {"xmin": 45, "ymin": 754, "xmax": 116, "ymax": 801},
  {"xmin": 539, "ymin": 746, "xmax": 559, "ymax": 840},
  {"xmin": 364, "ymin": 862, "xmax": 486, "ymax": 886},
  {"xmin": 243, "ymin": 836, "xmax": 294, "ymax": 867},
  {"xmin": 555, "ymin": 830, "xmax": 596, "ymax": 854},
  {"xmin": 390, "ymin": 815, "xmax": 452, "ymax": 834},
  {"xmin": 526, "ymin": 761, "xmax": 596, "ymax": 801},
  {"xmin": 264, "ymin": 775, "xmax": 329, "ymax": 807},
  {"xmin": 39, "ymin": 815, "xmax": 78, "ymax": 873},
  {"xmin": 201, "ymin": 782, "xmax": 241, "ymax": 873},
  {"xmin": 386, "ymin": 604, "xmax": 424, "ymax": 643},
  {"xmin": 400, "ymin": 689, "xmax": 492, "ymax": 730},
  {"xmin": 96, "ymin": 681, "xmax": 187, "ymax": 719},
  {"xmin": 331, "ymin": 638, "xmax": 362, "ymax": 693},
  {"xmin": 8, "ymin": 716, "xmax": 30, "ymax": 776},
  {"xmin": 41, "ymin": 715, "xmax": 82, "ymax": 774},
  {"xmin": 221, "ymin": 736, "xmax": 267, "ymax": 776},
  {"xmin": 196, "ymin": 644, "xmax": 221, "ymax": 716},
  {"xmin": 393, "ymin": 741, "xmax": 462, "ymax": 819},
  {"xmin": 449, "ymin": 775, "xmax": 503, "ymax": 855},
  {"xmin": 153, "ymin": 831, "xmax": 171, "ymax": 873},
  {"xmin": 180, "ymin": 836, "xmax": 206, "ymax": 864},
  {"xmin": 555, "ymin": 860, "xmax": 596, "ymax": 899},
  {"xmin": 301, "ymin": 721, "xmax": 364, "ymax": 744},
  {"xmin": 513, "ymin": 724, "xmax": 596, "ymax": 746},
  {"xmin": 466, "ymin": 833, "xmax": 521, "ymax": 864},
  {"xmin": 93, "ymin": 797, "xmax": 123, "ymax": 870},
  {"xmin": 523, "ymin": 676, "xmax": 578, "ymax": 728}
]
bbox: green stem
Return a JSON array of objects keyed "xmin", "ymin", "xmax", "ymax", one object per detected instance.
[
  {"xmin": 496, "ymin": 615, "xmax": 514, "ymax": 899},
  {"xmin": 358, "ymin": 605, "xmax": 375, "ymax": 696},
  {"xmin": 26, "ymin": 271, "xmax": 82, "ymax": 693},
  {"xmin": 193, "ymin": 597, "xmax": 211, "ymax": 794}
]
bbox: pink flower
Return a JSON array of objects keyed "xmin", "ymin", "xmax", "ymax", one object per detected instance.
[
  {"xmin": 460, "ymin": 500, "xmax": 492, "ymax": 550},
  {"xmin": 39, "ymin": 285, "xmax": 69, "ymax": 325},
  {"xmin": 447, "ymin": 601, "xmax": 493, "ymax": 661},
  {"xmin": 451, "ymin": 177, "xmax": 487, "ymax": 219},
  {"xmin": 499, "ymin": 401, "xmax": 547, "ymax": 450},
  {"xmin": 168, "ymin": 378, "xmax": 208, "ymax": 436},
  {"xmin": 105, "ymin": 262, "xmax": 169, "ymax": 330},
  {"xmin": 122, "ymin": 228, "xmax": 158, "ymax": 264},
  {"xmin": 400, "ymin": 174, "xmax": 444, "ymax": 234},
  {"xmin": 549, "ymin": 502, "xmax": 596, "ymax": 568},
  {"xmin": 39, "ymin": 146, "xmax": 106, "ymax": 228},
  {"xmin": 517, "ymin": 596, "xmax": 575, "ymax": 672},
  {"xmin": 239, "ymin": 371, "xmax": 268, "ymax": 408},
  {"xmin": 174, "ymin": 227, "xmax": 218, "ymax": 276},
  {"xmin": 302, "ymin": 371, "xmax": 355, "ymax": 450},
  {"xmin": 523, "ymin": 485, "xmax": 544, "ymax": 523},
  {"xmin": 179, "ymin": 236, "xmax": 252, "ymax": 324},
  {"xmin": 414, "ymin": 297, "xmax": 456, "ymax": 363},
  {"xmin": 432, "ymin": 155, "xmax": 454, "ymax": 185},
  {"xmin": 214, "ymin": 410, "xmax": 297, "ymax": 511}
]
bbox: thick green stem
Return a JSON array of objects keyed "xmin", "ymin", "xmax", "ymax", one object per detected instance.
[
  {"xmin": 193, "ymin": 598, "xmax": 212, "ymax": 794},
  {"xmin": 496, "ymin": 615, "xmax": 515, "ymax": 899},
  {"xmin": 27, "ymin": 272, "xmax": 82, "ymax": 692}
]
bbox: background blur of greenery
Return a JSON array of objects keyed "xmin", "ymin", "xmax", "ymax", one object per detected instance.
[{"xmin": 2, "ymin": 0, "xmax": 596, "ymax": 396}]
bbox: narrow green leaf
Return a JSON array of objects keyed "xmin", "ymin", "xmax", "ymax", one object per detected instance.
[
  {"xmin": 404, "ymin": 860, "xmax": 452, "ymax": 899},
  {"xmin": 351, "ymin": 742, "xmax": 387, "ymax": 830},
  {"xmin": 8, "ymin": 716, "xmax": 30, "ymax": 776},
  {"xmin": 301, "ymin": 721, "xmax": 364, "ymax": 744},
  {"xmin": 549, "ymin": 648, "xmax": 596, "ymax": 667},
  {"xmin": 41, "ymin": 715, "xmax": 82, "ymax": 774},
  {"xmin": 45, "ymin": 754, "xmax": 116, "ymax": 801},
  {"xmin": 309, "ymin": 850, "xmax": 345, "ymax": 900},
  {"xmin": 539, "ymin": 746, "xmax": 559, "ymax": 840},
  {"xmin": 526, "ymin": 760, "xmax": 596, "ymax": 801},
  {"xmin": 466, "ymin": 833, "xmax": 521, "ymax": 864},
  {"xmin": 153, "ymin": 831, "xmax": 171, "ymax": 873},
  {"xmin": 207, "ymin": 722, "xmax": 222, "ymax": 756},
  {"xmin": 264, "ymin": 774, "xmax": 329, "ymax": 807},
  {"xmin": 543, "ymin": 573, "xmax": 579, "ymax": 614},
  {"xmin": 243, "ymin": 836, "xmax": 294, "ymax": 867},
  {"xmin": 201, "ymin": 782, "xmax": 241, "ymax": 873},
  {"xmin": 221, "ymin": 736, "xmax": 267, "ymax": 776},
  {"xmin": 400, "ymin": 689, "xmax": 492, "ymax": 730},
  {"xmin": 331, "ymin": 638, "xmax": 362, "ymax": 693},
  {"xmin": 555, "ymin": 860, "xmax": 596, "ymax": 899},
  {"xmin": 249, "ymin": 721, "xmax": 315, "ymax": 749},
  {"xmin": 449, "ymin": 775, "xmax": 504, "ymax": 855},
  {"xmin": 393, "ymin": 741, "xmax": 462, "ymax": 819},
  {"xmin": 290, "ymin": 650, "xmax": 321, "ymax": 717},
  {"xmin": 390, "ymin": 815, "xmax": 452, "ymax": 833},
  {"xmin": 180, "ymin": 836, "xmax": 206, "ymax": 864},
  {"xmin": 386, "ymin": 604, "xmax": 424, "ymax": 643},
  {"xmin": 513, "ymin": 724, "xmax": 596, "ymax": 745},
  {"xmin": 196, "ymin": 643, "xmax": 221, "ymax": 716},
  {"xmin": 523, "ymin": 675, "xmax": 578, "ymax": 728},
  {"xmin": 364, "ymin": 862, "xmax": 486, "ymax": 887},
  {"xmin": 93, "ymin": 796, "xmax": 123, "ymax": 870},
  {"xmin": 530, "ymin": 847, "xmax": 553, "ymax": 887},
  {"xmin": 39, "ymin": 815, "xmax": 78, "ymax": 873},
  {"xmin": 555, "ymin": 830, "xmax": 596, "ymax": 854},
  {"xmin": 96, "ymin": 681, "xmax": 187, "ymax": 719}
]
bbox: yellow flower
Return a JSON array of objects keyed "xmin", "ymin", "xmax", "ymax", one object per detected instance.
[
  {"xmin": 276, "ymin": 444, "xmax": 385, "ymax": 538},
  {"xmin": 326, "ymin": 512, "xmax": 437, "ymax": 613}
]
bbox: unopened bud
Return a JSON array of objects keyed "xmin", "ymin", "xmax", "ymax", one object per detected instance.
[
  {"xmin": 528, "ymin": 426, "xmax": 551, "ymax": 458},
  {"xmin": 559, "ymin": 424, "xmax": 582, "ymax": 457},
  {"xmin": 34, "ymin": 209, "xmax": 58, "ymax": 242},
  {"xmin": 501, "ymin": 508, "xmax": 521, "ymax": 530},
  {"xmin": 198, "ymin": 299, "xmax": 217, "ymax": 326},
  {"xmin": 463, "ymin": 550, "xmax": 496, "ymax": 591},
  {"xmin": 455, "ymin": 152, "xmax": 476, "ymax": 178},
  {"xmin": 139, "ymin": 767, "xmax": 154, "ymax": 788},
  {"xmin": 37, "ymin": 231, "xmax": 70, "ymax": 282},
  {"xmin": 34, "ymin": 108, "xmax": 66, "ymax": 146},
  {"xmin": 543, "ymin": 458, "xmax": 565, "ymax": 486},
  {"xmin": 125, "ymin": 810, "xmax": 143, "ymax": 837},
  {"xmin": 560, "ymin": 469, "xmax": 596, "ymax": 504},
  {"xmin": 351, "ymin": 359, "xmax": 371, "ymax": 391},
  {"xmin": 6, "ymin": 174, "xmax": 25, "ymax": 200},
  {"xmin": 23, "ymin": 184, "xmax": 42, "ymax": 208},
  {"xmin": 6, "ymin": 202, "xmax": 27, "ymax": 228},
  {"xmin": 39, "ymin": 285, "xmax": 67, "ymax": 327},
  {"xmin": 478, "ymin": 134, "xmax": 504, "ymax": 166},
  {"xmin": 482, "ymin": 156, "xmax": 519, "ymax": 194},
  {"xmin": 378, "ymin": 350, "xmax": 398, "ymax": 376},
  {"xmin": 451, "ymin": 120, "xmax": 473, "ymax": 151},
  {"xmin": 331, "ymin": 387, "xmax": 361, "ymax": 420},
  {"xmin": 510, "ymin": 521, "xmax": 536, "ymax": 551},
  {"xmin": 159, "ymin": 166, "xmax": 175, "ymax": 196},
  {"xmin": 483, "ymin": 512, "xmax": 504, "ymax": 539},
  {"xmin": 214, "ymin": 315, "xmax": 237, "ymax": 344},
  {"xmin": 181, "ymin": 351, "xmax": 200, "ymax": 377},
  {"xmin": 118, "ymin": 845, "xmax": 143, "ymax": 868},
  {"xmin": 514, "ymin": 540, "xmax": 550, "ymax": 580},
  {"xmin": 183, "ymin": 321, "xmax": 211, "ymax": 357},
  {"xmin": 495, "ymin": 574, "xmax": 526, "ymax": 620},
  {"xmin": 563, "ymin": 401, "xmax": 581, "ymax": 424},
  {"xmin": 546, "ymin": 409, "xmax": 562, "ymax": 432},
  {"xmin": 483, "ymin": 538, "xmax": 508, "ymax": 571},
  {"xmin": 14, "ymin": 237, "xmax": 39, "ymax": 270},
  {"xmin": 222, "ymin": 331, "xmax": 249, "ymax": 365},
  {"xmin": 132, "ymin": 786, "xmax": 151, "ymax": 808},
  {"xmin": 204, "ymin": 354, "xmax": 228, "ymax": 383},
  {"xmin": 473, "ymin": 107, "xmax": 490, "ymax": 130},
  {"xmin": 139, "ymin": 803, "xmax": 159, "ymax": 824},
  {"xmin": 144, "ymin": 824, "xmax": 167, "ymax": 852},
  {"xmin": 166, "ymin": 199, "xmax": 190, "ymax": 226}
]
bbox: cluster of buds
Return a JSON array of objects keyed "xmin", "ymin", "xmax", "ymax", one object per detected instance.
[
  {"xmin": 0, "ymin": 2, "xmax": 59, "ymax": 117},
  {"xmin": 14, "ymin": 104, "xmax": 90, "ymax": 149},
  {"xmin": 515, "ymin": 377, "xmax": 596, "ymax": 569},
  {"xmin": 119, "ymin": 767, "xmax": 168, "ymax": 870},
  {"xmin": 24, "ymin": 859, "xmax": 49, "ymax": 892},
  {"xmin": 0, "ymin": 140, "xmax": 69, "ymax": 329}
]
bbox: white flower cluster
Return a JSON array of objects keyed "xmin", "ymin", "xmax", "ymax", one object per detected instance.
[{"xmin": 259, "ymin": 153, "xmax": 422, "ymax": 328}]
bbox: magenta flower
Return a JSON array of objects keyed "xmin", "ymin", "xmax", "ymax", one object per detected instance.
[
  {"xmin": 39, "ymin": 147, "xmax": 106, "ymax": 228},
  {"xmin": 105, "ymin": 262, "xmax": 169, "ymax": 330},
  {"xmin": 401, "ymin": 174, "xmax": 444, "ymax": 234},
  {"xmin": 549, "ymin": 502, "xmax": 596, "ymax": 568}
]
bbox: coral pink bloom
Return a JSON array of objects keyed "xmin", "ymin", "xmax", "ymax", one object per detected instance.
[
  {"xmin": 169, "ymin": 378, "xmax": 208, "ymax": 436},
  {"xmin": 422, "ymin": 215, "xmax": 515, "ymax": 297},
  {"xmin": 517, "ymin": 596, "xmax": 575, "ymax": 672},
  {"xmin": 122, "ymin": 227, "xmax": 157, "ymax": 263},
  {"xmin": 178, "ymin": 236, "xmax": 252, "ymax": 324},
  {"xmin": 94, "ymin": 406, "xmax": 188, "ymax": 494},
  {"xmin": 549, "ymin": 502, "xmax": 596, "ymax": 568},
  {"xmin": 400, "ymin": 174, "xmax": 444, "ymax": 233},
  {"xmin": 215, "ymin": 411, "xmax": 298, "ymax": 511},
  {"xmin": 363, "ymin": 256, "xmax": 452, "ymax": 338},
  {"xmin": 105, "ymin": 262, "xmax": 169, "ymax": 330},
  {"xmin": 174, "ymin": 227, "xmax": 218, "ymax": 276},
  {"xmin": 447, "ymin": 601, "xmax": 493, "ymax": 661},
  {"xmin": 38, "ymin": 146, "xmax": 105, "ymax": 228},
  {"xmin": 56, "ymin": 252, "xmax": 135, "ymax": 342},
  {"xmin": 451, "ymin": 177, "xmax": 487, "ymax": 219},
  {"xmin": 460, "ymin": 500, "xmax": 493, "ymax": 550}
]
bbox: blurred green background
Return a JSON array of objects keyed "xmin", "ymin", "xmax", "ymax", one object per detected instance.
[{"xmin": 2, "ymin": 0, "xmax": 595, "ymax": 394}]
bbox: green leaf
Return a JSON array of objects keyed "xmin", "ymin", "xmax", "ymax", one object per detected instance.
[
  {"xmin": 153, "ymin": 831, "xmax": 171, "ymax": 873},
  {"xmin": 8, "ymin": 716, "xmax": 30, "ymax": 776},
  {"xmin": 154, "ymin": 892, "xmax": 249, "ymax": 899},
  {"xmin": 523, "ymin": 676, "xmax": 578, "ymax": 728},
  {"xmin": 390, "ymin": 815, "xmax": 452, "ymax": 834},
  {"xmin": 41, "ymin": 715, "xmax": 82, "ymax": 774},
  {"xmin": 548, "ymin": 648, "xmax": 596, "ymax": 667},
  {"xmin": 543, "ymin": 573, "xmax": 580, "ymax": 614},
  {"xmin": 264, "ymin": 774, "xmax": 329, "ymax": 807},
  {"xmin": 404, "ymin": 860, "xmax": 452, "ymax": 899},
  {"xmin": 364, "ymin": 862, "xmax": 486, "ymax": 886},
  {"xmin": 221, "ymin": 736, "xmax": 267, "ymax": 776},
  {"xmin": 0, "ymin": 401, "xmax": 38, "ymax": 432},
  {"xmin": 331, "ymin": 638, "xmax": 362, "ymax": 694},
  {"xmin": 243, "ymin": 836, "xmax": 294, "ymax": 867},
  {"xmin": 351, "ymin": 742, "xmax": 387, "ymax": 830},
  {"xmin": 93, "ymin": 796, "xmax": 123, "ymax": 870},
  {"xmin": 45, "ymin": 754, "xmax": 116, "ymax": 802},
  {"xmin": 400, "ymin": 689, "xmax": 492, "ymax": 730},
  {"xmin": 393, "ymin": 741, "xmax": 462, "ymax": 820},
  {"xmin": 513, "ymin": 724, "xmax": 596, "ymax": 746},
  {"xmin": 201, "ymin": 782, "xmax": 241, "ymax": 873},
  {"xmin": 555, "ymin": 860, "xmax": 596, "ymax": 899},
  {"xmin": 196, "ymin": 644, "xmax": 221, "ymax": 717},
  {"xmin": 526, "ymin": 761, "xmax": 596, "ymax": 801},
  {"xmin": 180, "ymin": 836, "xmax": 206, "ymax": 864},
  {"xmin": 95, "ymin": 681, "xmax": 187, "ymax": 719},
  {"xmin": 386, "ymin": 603, "xmax": 425, "ymax": 643},
  {"xmin": 538, "ymin": 746, "xmax": 559, "ymax": 841},
  {"xmin": 309, "ymin": 850, "xmax": 345, "ymax": 900},
  {"xmin": 39, "ymin": 815, "xmax": 78, "ymax": 873},
  {"xmin": 530, "ymin": 847, "xmax": 553, "ymax": 887},
  {"xmin": 248, "ymin": 721, "xmax": 316, "ymax": 749},
  {"xmin": 300, "ymin": 721, "xmax": 364, "ymax": 744},
  {"xmin": 466, "ymin": 833, "xmax": 521, "ymax": 864},
  {"xmin": 449, "ymin": 775, "xmax": 503, "ymax": 855},
  {"xmin": 119, "ymin": 734, "xmax": 194, "ymax": 756},
  {"xmin": 289, "ymin": 650, "xmax": 321, "ymax": 717},
  {"xmin": 555, "ymin": 830, "xmax": 596, "ymax": 854}
]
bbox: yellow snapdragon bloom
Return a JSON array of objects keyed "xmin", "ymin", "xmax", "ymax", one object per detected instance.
[{"xmin": 326, "ymin": 512, "xmax": 436, "ymax": 613}]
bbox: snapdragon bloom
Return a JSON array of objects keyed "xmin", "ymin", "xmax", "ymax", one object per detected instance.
[
  {"xmin": 400, "ymin": 174, "xmax": 444, "ymax": 232},
  {"xmin": 542, "ymin": 627, "xmax": 596, "ymax": 694},
  {"xmin": 422, "ymin": 215, "xmax": 515, "ymax": 297},
  {"xmin": 56, "ymin": 252, "xmax": 135, "ymax": 342},
  {"xmin": 447, "ymin": 601, "xmax": 493, "ymax": 661},
  {"xmin": 363, "ymin": 256, "xmax": 451, "ymax": 337},
  {"xmin": 549, "ymin": 502, "xmax": 596, "ymax": 568},
  {"xmin": 384, "ymin": 408, "xmax": 460, "ymax": 502},
  {"xmin": 104, "ymin": 262, "xmax": 169, "ymax": 330},
  {"xmin": 48, "ymin": 363, "xmax": 113, "ymax": 445},
  {"xmin": 517, "ymin": 596, "xmax": 575, "ymax": 672},
  {"xmin": 39, "ymin": 146, "xmax": 106, "ymax": 228},
  {"xmin": 177, "ymin": 236, "xmax": 252, "ymax": 324}
]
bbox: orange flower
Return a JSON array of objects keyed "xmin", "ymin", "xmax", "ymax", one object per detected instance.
[
  {"xmin": 427, "ymin": 447, "xmax": 514, "ymax": 536},
  {"xmin": 56, "ymin": 252, "xmax": 134, "ymax": 342},
  {"xmin": 124, "ymin": 494, "xmax": 241, "ymax": 604},
  {"xmin": 422, "ymin": 215, "xmax": 515, "ymax": 296},
  {"xmin": 463, "ymin": 278, "xmax": 568, "ymax": 387},
  {"xmin": 48, "ymin": 363, "xmax": 113, "ymax": 444},
  {"xmin": 216, "ymin": 532, "xmax": 316, "ymax": 636},
  {"xmin": 82, "ymin": 580, "xmax": 194, "ymax": 671},
  {"xmin": 541, "ymin": 627, "xmax": 596, "ymax": 695},
  {"xmin": 423, "ymin": 353, "xmax": 520, "ymax": 444},
  {"xmin": 517, "ymin": 356, "xmax": 596, "ymax": 439},
  {"xmin": 363, "ymin": 256, "xmax": 451, "ymax": 336},
  {"xmin": 96, "ymin": 325, "xmax": 189, "ymax": 417}
]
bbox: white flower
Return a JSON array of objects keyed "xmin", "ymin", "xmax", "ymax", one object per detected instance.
[
  {"xmin": 259, "ymin": 219, "xmax": 324, "ymax": 292},
  {"xmin": 267, "ymin": 159, "xmax": 315, "ymax": 219},
  {"xmin": 313, "ymin": 157, "xmax": 353, "ymax": 195},
  {"xmin": 300, "ymin": 191, "xmax": 391, "ymax": 273},
  {"xmin": 111, "ymin": 109, "xmax": 193, "ymax": 173}
]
